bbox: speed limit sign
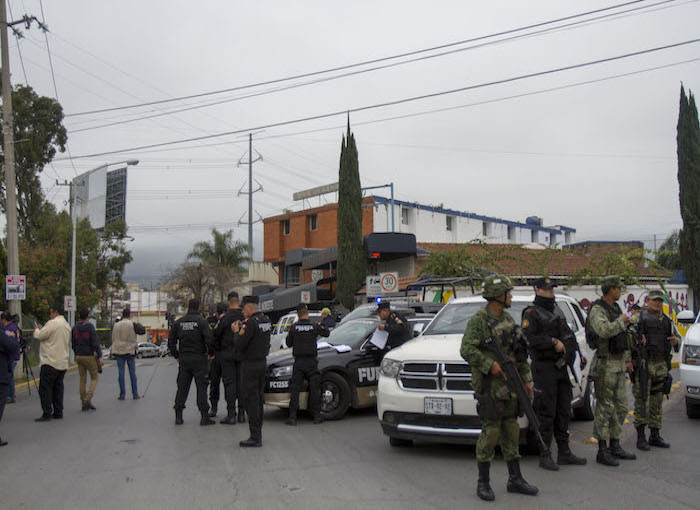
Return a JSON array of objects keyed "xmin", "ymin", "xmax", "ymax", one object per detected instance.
[{"xmin": 379, "ymin": 272, "xmax": 399, "ymax": 293}]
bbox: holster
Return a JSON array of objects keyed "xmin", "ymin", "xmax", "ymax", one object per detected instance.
[
  {"xmin": 476, "ymin": 393, "xmax": 505, "ymax": 421},
  {"xmin": 662, "ymin": 374, "xmax": 673, "ymax": 397}
]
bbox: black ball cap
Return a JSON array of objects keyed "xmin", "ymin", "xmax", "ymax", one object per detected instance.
[
  {"xmin": 241, "ymin": 295, "xmax": 259, "ymax": 305},
  {"xmin": 533, "ymin": 276, "xmax": 557, "ymax": 290},
  {"xmin": 376, "ymin": 302, "xmax": 391, "ymax": 312},
  {"xmin": 227, "ymin": 291, "xmax": 239, "ymax": 301}
]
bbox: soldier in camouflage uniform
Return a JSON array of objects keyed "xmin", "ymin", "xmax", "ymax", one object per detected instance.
[
  {"xmin": 630, "ymin": 290, "xmax": 679, "ymax": 450},
  {"xmin": 588, "ymin": 275, "xmax": 637, "ymax": 466},
  {"xmin": 461, "ymin": 274, "xmax": 538, "ymax": 501}
]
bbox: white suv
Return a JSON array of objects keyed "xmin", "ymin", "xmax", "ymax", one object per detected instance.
[
  {"xmin": 377, "ymin": 293, "xmax": 593, "ymax": 447},
  {"xmin": 678, "ymin": 310, "xmax": 700, "ymax": 418}
]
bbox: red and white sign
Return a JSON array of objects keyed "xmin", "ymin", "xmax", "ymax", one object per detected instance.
[
  {"xmin": 380, "ymin": 272, "xmax": 399, "ymax": 294},
  {"xmin": 5, "ymin": 275, "xmax": 26, "ymax": 300}
]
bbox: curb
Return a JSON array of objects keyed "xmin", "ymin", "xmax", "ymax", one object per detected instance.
[{"xmin": 13, "ymin": 364, "xmax": 79, "ymax": 393}]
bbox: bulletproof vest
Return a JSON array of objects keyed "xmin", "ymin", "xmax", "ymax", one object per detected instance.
[
  {"xmin": 220, "ymin": 309, "xmax": 244, "ymax": 353},
  {"xmin": 640, "ymin": 309, "xmax": 670, "ymax": 356},
  {"xmin": 590, "ymin": 299, "xmax": 627, "ymax": 355},
  {"xmin": 289, "ymin": 319, "xmax": 320, "ymax": 358},
  {"xmin": 524, "ymin": 305, "xmax": 563, "ymax": 362},
  {"xmin": 489, "ymin": 314, "xmax": 528, "ymax": 363},
  {"xmin": 239, "ymin": 312, "xmax": 271, "ymax": 361}
]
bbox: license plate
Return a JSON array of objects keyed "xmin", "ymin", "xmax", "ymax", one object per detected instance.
[{"xmin": 424, "ymin": 397, "xmax": 452, "ymax": 415}]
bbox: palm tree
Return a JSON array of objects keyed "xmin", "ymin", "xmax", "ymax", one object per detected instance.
[{"xmin": 188, "ymin": 228, "xmax": 249, "ymax": 301}]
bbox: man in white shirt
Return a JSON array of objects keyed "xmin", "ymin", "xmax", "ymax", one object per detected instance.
[{"xmin": 33, "ymin": 302, "xmax": 72, "ymax": 422}]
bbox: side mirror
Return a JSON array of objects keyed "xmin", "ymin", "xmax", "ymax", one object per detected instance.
[{"xmin": 677, "ymin": 310, "xmax": 697, "ymax": 324}]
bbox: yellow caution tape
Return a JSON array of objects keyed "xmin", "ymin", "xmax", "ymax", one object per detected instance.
[
  {"xmin": 585, "ymin": 437, "xmax": 599, "ymax": 444},
  {"xmin": 627, "ymin": 411, "xmax": 634, "ymax": 417}
]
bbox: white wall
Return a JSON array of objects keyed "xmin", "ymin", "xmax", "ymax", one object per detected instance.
[{"xmin": 372, "ymin": 202, "xmax": 574, "ymax": 246}]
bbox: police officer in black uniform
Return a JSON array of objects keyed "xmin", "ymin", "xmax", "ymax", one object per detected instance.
[
  {"xmin": 522, "ymin": 277, "xmax": 587, "ymax": 470},
  {"xmin": 168, "ymin": 298, "xmax": 216, "ymax": 426},
  {"xmin": 231, "ymin": 295, "xmax": 271, "ymax": 447},
  {"xmin": 214, "ymin": 292, "xmax": 245, "ymax": 425},
  {"xmin": 376, "ymin": 302, "xmax": 411, "ymax": 350},
  {"xmin": 285, "ymin": 304, "xmax": 330, "ymax": 426},
  {"xmin": 208, "ymin": 302, "xmax": 227, "ymax": 417}
]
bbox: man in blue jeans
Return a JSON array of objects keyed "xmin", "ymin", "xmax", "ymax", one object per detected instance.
[
  {"xmin": 1, "ymin": 312, "xmax": 21, "ymax": 404},
  {"xmin": 111, "ymin": 309, "xmax": 146, "ymax": 400}
]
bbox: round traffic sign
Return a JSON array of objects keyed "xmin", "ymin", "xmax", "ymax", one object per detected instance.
[{"xmin": 380, "ymin": 273, "xmax": 398, "ymax": 293}]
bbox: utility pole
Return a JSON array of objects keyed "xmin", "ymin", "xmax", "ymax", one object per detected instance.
[
  {"xmin": 237, "ymin": 133, "xmax": 262, "ymax": 260},
  {"xmin": 1, "ymin": 2, "xmax": 20, "ymax": 319},
  {"xmin": 56, "ymin": 179, "xmax": 80, "ymax": 326}
]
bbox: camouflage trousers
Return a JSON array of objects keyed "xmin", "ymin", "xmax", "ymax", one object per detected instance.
[
  {"xmin": 633, "ymin": 359, "xmax": 668, "ymax": 429},
  {"xmin": 476, "ymin": 398, "xmax": 521, "ymax": 462},
  {"xmin": 593, "ymin": 362, "xmax": 628, "ymax": 442}
]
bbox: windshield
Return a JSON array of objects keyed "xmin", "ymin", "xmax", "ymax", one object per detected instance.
[
  {"xmin": 423, "ymin": 302, "xmax": 531, "ymax": 336},
  {"xmin": 340, "ymin": 306, "xmax": 375, "ymax": 323},
  {"xmin": 326, "ymin": 320, "xmax": 378, "ymax": 349}
]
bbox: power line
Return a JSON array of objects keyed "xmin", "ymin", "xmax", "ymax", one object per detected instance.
[
  {"xmin": 55, "ymin": 38, "xmax": 700, "ymax": 161},
  {"xmin": 60, "ymin": 0, "xmax": 669, "ymax": 118}
]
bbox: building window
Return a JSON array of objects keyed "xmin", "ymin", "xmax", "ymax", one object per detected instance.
[
  {"xmin": 282, "ymin": 219, "xmax": 290, "ymax": 235},
  {"xmin": 531, "ymin": 230, "xmax": 539, "ymax": 243},
  {"xmin": 565, "ymin": 231, "xmax": 573, "ymax": 245},
  {"xmin": 550, "ymin": 234, "xmax": 557, "ymax": 247},
  {"xmin": 308, "ymin": 214, "xmax": 318, "ymax": 231},
  {"xmin": 401, "ymin": 207, "xmax": 410, "ymax": 225},
  {"xmin": 286, "ymin": 265, "xmax": 300, "ymax": 285},
  {"xmin": 446, "ymin": 216, "xmax": 453, "ymax": 231},
  {"xmin": 507, "ymin": 225, "xmax": 516, "ymax": 242},
  {"xmin": 482, "ymin": 221, "xmax": 492, "ymax": 237}
]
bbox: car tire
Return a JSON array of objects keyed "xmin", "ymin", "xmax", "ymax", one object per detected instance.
[
  {"xmin": 319, "ymin": 372, "xmax": 352, "ymax": 421},
  {"xmin": 574, "ymin": 379, "xmax": 595, "ymax": 421},
  {"xmin": 686, "ymin": 398, "xmax": 700, "ymax": 419},
  {"xmin": 389, "ymin": 436, "xmax": 413, "ymax": 447}
]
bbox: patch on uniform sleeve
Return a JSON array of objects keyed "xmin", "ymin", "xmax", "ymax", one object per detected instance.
[
  {"xmin": 522, "ymin": 319, "xmax": 530, "ymax": 329},
  {"xmin": 240, "ymin": 324, "xmax": 247, "ymax": 334}
]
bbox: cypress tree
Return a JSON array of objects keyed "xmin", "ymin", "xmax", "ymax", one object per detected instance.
[
  {"xmin": 337, "ymin": 118, "xmax": 366, "ymax": 309},
  {"xmin": 676, "ymin": 85, "xmax": 700, "ymax": 310}
]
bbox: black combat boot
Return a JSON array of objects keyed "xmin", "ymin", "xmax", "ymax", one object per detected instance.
[
  {"xmin": 208, "ymin": 405, "xmax": 217, "ymax": 418},
  {"xmin": 539, "ymin": 451, "xmax": 559, "ymax": 471},
  {"xmin": 557, "ymin": 442, "xmax": 587, "ymax": 465},
  {"xmin": 285, "ymin": 414, "xmax": 297, "ymax": 426},
  {"xmin": 595, "ymin": 440, "xmax": 619, "ymax": 466},
  {"xmin": 220, "ymin": 410, "xmax": 237, "ymax": 425},
  {"xmin": 240, "ymin": 436, "xmax": 262, "ymax": 447},
  {"xmin": 609, "ymin": 439, "xmax": 636, "ymax": 460},
  {"xmin": 648, "ymin": 428, "xmax": 670, "ymax": 448},
  {"xmin": 505, "ymin": 461, "xmax": 538, "ymax": 496},
  {"xmin": 476, "ymin": 462, "xmax": 495, "ymax": 501},
  {"xmin": 636, "ymin": 425, "xmax": 650, "ymax": 451},
  {"xmin": 313, "ymin": 415, "xmax": 324, "ymax": 425},
  {"xmin": 175, "ymin": 410, "xmax": 183, "ymax": 425},
  {"xmin": 0, "ymin": 436, "xmax": 7, "ymax": 447},
  {"xmin": 200, "ymin": 415, "xmax": 215, "ymax": 426}
]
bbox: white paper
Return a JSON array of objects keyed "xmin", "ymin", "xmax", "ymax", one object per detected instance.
[
  {"xmin": 317, "ymin": 341, "xmax": 351, "ymax": 353},
  {"xmin": 568, "ymin": 351, "xmax": 583, "ymax": 386},
  {"xmin": 369, "ymin": 329, "xmax": 389, "ymax": 350},
  {"xmin": 317, "ymin": 341, "xmax": 332, "ymax": 350}
]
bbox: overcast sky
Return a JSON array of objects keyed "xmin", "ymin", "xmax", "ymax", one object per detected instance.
[{"xmin": 5, "ymin": 0, "xmax": 700, "ymax": 285}]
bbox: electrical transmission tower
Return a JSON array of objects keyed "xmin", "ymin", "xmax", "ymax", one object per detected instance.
[{"xmin": 237, "ymin": 133, "xmax": 263, "ymax": 260}]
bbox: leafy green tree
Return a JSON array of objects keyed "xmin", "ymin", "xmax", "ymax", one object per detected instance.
[
  {"xmin": 677, "ymin": 85, "xmax": 700, "ymax": 305},
  {"xmin": 187, "ymin": 228, "xmax": 248, "ymax": 302},
  {"xmin": 655, "ymin": 230, "xmax": 681, "ymax": 271},
  {"xmin": 336, "ymin": 119, "xmax": 366, "ymax": 309},
  {"xmin": 0, "ymin": 84, "xmax": 67, "ymax": 239}
]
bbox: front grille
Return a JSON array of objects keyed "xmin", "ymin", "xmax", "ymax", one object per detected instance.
[{"xmin": 398, "ymin": 361, "xmax": 472, "ymax": 393}]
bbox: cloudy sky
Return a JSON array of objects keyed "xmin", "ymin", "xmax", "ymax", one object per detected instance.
[{"xmin": 5, "ymin": 0, "xmax": 700, "ymax": 285}]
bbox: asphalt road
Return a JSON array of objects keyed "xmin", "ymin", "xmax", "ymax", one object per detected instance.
[{"xmin": 1, "ymin": 360, "xmax": 698, "ymax": 509}]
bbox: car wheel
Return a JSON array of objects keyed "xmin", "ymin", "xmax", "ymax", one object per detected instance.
[
  {"xmin": 574, "ymin": 379, "xmax": 595, "ymax": 421},
  {"xmin": 319, "ymin": 372, "xmax": 351, "ymax": 420},
  {"xmin": 389, "ymin": 436, "xmax": 413, "ymax": 447},
  {"xmin": 686, "ymin": 398, "xmax": 700, "ymax": 419}
]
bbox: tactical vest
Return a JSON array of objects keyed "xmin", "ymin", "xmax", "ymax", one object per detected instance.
[
  {"xmin": 640, "ymin": 309, "xmax": 670, "ymax": 357},
  {"xmin": 589, "ymin": 299, "xmax": 627, "ymax": 355}
]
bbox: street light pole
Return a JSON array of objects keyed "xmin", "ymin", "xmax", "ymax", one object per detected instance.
[{"xmin": 68, "ymin": 159, "xmax": 139, "ymax": 326}]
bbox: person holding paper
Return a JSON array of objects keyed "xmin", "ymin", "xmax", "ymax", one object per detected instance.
[
  {"xmin": 285, "ymin": 304, "xmax": 330, "ymax": 426},
  {"xmin": 376, "ymin": 302, "xmax": 411, "ymax": 351}
]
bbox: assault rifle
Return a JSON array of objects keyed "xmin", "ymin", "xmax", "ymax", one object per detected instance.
[
  {"xmin": 633, "ymin": 335, "xmax": 649, "ymax": 403},
  {"xmin": 481, "ymin": 333, "xmax": 551, "ymax": 458}
]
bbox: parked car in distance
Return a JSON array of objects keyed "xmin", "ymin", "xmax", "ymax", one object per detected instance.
[
  {"xmin": 136, "ymin": 342, "xmax": 159, "ymax": 358},
  {"xmin": 678, "ymin": 310, "xmax": 700, "ymax": 418},
  {"xmin": 271, "ymin": 311, "xmax": 324, "ymax": 352}
]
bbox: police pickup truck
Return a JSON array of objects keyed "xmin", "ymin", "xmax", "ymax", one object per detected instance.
[{"xmin": 265, "ymin": 315, "xmax": 434, "ymax": 420}]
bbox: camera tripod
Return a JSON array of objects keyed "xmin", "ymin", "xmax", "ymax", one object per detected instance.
[{"xmin": 20, "ymin": 343, "xmax": 39, "ymax": 395}]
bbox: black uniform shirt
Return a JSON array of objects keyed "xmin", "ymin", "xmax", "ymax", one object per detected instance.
[
  {"xmin": 287, "ymin": 318, "xmax": 330, "ymax": 358},
  {"xmin": 214, "ymin": 308, "xmax": 245, "ymax": 357},
  {"xmin": 522, "ymin": 298, "xmax": 577, "ymax": 365},
  {"xmin": 168, "ymin": 312, "xmax": 214, "ymax": 359},
  {"xmin": 234, "ymin": 312, "xmax": 272, "ymax": 362},
  {"xmin": 385, "ymin": 312, "xmax": 412, "ymax": 350}
]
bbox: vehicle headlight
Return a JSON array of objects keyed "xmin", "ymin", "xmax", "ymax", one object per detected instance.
[
  {"xmin": 683, "ymin": 345, "xmax": 700, "ymax": 365},
  {"xmin": 271, "ymin": 366, "xmax": 293, "ymax": 378},
  {"xmin": 380, "ymin": 358, "xmax": 402, "ymax": 378}
]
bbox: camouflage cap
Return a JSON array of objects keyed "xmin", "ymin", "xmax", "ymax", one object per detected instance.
[
  {"xmin": 482, "ymin": 273, "xmax": 514, "ymax": 299},
  {"xmin": 601, "ymin": 275, "xmax": 625, "ymax": 292},
  {"xmin": 647, "ymin": 289, "xmax": 664, "ymax": 301}
]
